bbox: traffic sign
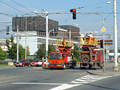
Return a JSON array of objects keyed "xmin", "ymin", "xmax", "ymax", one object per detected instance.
[
  {"xmin": 104, "ymin": 40, "xmax": 113, "ymax": 42},
  {"xmin": 101, "ymin": 27, "xmax": 106, "ymax": 32},
  {"xmin": 98, "ymin": 40, "xmax": 113, "ymax": 46},
  {"xmin": 98, "ymin": 40, "xmax": 112, "ymax": 42},
  {"xmin": 104, "ymin": 43, "xmax": 112, "ymax": 45}
]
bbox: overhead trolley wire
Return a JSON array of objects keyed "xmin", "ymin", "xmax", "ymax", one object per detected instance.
[{"xmin": 0, "ymin": 1, "xmax": 26, "ymax": 14}]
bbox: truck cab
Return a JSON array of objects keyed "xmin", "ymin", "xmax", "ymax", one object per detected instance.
[{"xmin": 48, "ymin": 52, "xmax": 66, "ymax": 68}]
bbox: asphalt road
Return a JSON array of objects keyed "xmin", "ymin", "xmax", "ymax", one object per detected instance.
[
  {"xmin": 0, "ymin": 67, "xmax": 120, "ymax": 90},
  {"xmin": 0, "ymin": 67, "xmax": 86, "ymax": 90},
  {"xmin": 70, "ymin": 75, "xmax": 120, "ymax": 90}
]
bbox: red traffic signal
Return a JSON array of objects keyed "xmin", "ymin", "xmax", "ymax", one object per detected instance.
[
  {"xmin": 70, "ymin": 9, "xmax": 76, "ymax": 12},
  {"xmin": 70, "ymin": 9, "xmax": 76, "ymax": 19}
]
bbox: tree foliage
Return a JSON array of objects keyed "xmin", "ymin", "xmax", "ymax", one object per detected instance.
[
  {"xmin": 0, "ymin": 47, "xmax": 6, "ymax": 60},
  {"xmin": 48, "ymin": 45, "xmax": 56, "ymax": 53},
  {"xmin": 19, "ymin": 45, "xmax": 25, "ymax": 60},
  {"xmin": 36, "ymin": 44, "xmax": 56, "ymax": 59},
  {"xmin": 72, "ymin": 44, "xmax": 81, "ymax": 61},
  {"xmin": 6, "ymin": 36, "xmax": 27, "ymax": 60},
  {"xmin": 6, "ymin": 36, "xmax": 17, "ymax": 60},
  {"xmin": 26, "ymin": 46, "xmax": 30, "ymax": 56}
]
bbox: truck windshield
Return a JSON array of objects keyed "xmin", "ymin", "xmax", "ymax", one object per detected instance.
[{"xmin": 50, "ymin": 53, "xmax": 61, "ymax": 59}]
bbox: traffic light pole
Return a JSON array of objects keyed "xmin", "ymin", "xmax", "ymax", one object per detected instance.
[{"xmin": 113, "ymin": 0, "xmax": 119, "ymax": 72}]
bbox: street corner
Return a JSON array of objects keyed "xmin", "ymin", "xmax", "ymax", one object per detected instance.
[
  {"xmin": 87, "ymin": 69, "xmax": 120, "ymax": 76},
  {"xmin": 86, "ymin": 70, "xmax": 104, "ymax": 75}
]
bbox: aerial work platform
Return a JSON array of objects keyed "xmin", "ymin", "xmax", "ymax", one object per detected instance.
[
  {"xmin": 56, "ymin": 38, "xmax": 74, "ymax": 47},
  {"xmin": 80, "ymin": 37, "xmax": 98, "ymax": 46}
]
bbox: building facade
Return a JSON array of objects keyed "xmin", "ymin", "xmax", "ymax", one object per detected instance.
[
  {"xmin": 12, "ymin": 16, "xmax": 58, "ymax": 32},
  {"xmin": 12, "ymin": 16, "xmax": 80, "ymax": 55},
  {"xmin": 0, "ymin": 39, "xmax": 8, "ymax": 51}
]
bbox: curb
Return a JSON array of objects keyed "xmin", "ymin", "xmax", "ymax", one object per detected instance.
[
  {"xmin": 86, "ymin": 70, "xmax": 103, "ymax": 75},
  {"xmin": 87, "ymin": 70, "xmax": 120, "ymax": 76}
]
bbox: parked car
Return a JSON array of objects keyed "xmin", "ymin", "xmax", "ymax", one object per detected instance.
[
  {"xmin": 30, "ymin": 60, "xmax": 39, "ymax": 67},
  {"xmin": 14, "ymin": 60, "xmax": 30, "ymax": 67},
  {"xmin": 38, "ymin": 59, "xmax": 47, "ymax": 66}
]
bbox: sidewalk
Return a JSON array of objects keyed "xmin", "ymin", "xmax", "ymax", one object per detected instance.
[{"xmin": 87, "ymin": 62, "xmax": 120, "ymax": 76}]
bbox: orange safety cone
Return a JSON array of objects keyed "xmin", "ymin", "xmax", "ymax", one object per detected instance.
[{"xmin": 42, "ymin": 59, "xmax": 44, "ymax": 68}]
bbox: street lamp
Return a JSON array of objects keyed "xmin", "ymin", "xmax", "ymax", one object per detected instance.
[
  {"xmin": 32, "ymin": 10, "xmax": 49, "ymax": 64},
  {"xmin": 105, "ymin": 0, "xmax": 118, "ymax": 71},
  {"xmin": 106, "ymin": 1, "xmax": 111, "ymax": 4}
]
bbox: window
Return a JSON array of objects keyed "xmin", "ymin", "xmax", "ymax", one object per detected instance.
[{"xmin": 50, "ymin": 53, "xmax": 61, "ymax": 59}]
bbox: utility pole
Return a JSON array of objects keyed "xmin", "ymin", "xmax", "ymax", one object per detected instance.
[
  {"xmin": 113, "ymin": 0, "xmax": 119, "ymax": 72},
  {"xmin": 45, "ymin": 11, "xmax": 49, "ymax": 64},
  {"xmin": 102, "ymin": 16, "xmax": 105, "ymax": 71},
  {"xmin": 69, "ymin": 29, "xmax": 71, "ymax": 39},
  {"xmin": 25, "ymin": 17, "xmax": 27, "ymax": 60},
  {"xmin": 17, "ymin": 25, "xmax": 19, "ymax": 62}
]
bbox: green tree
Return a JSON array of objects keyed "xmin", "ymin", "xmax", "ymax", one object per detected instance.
[
  {"xmin": 72, "ymin": 44, "xmax": 81, "ymax": 61},
  {"xmin": 0, "ymin": 47, "xmax": 6, "ymax": 60},
  {"xmin": 19, "ymin": 45, "xmax": 25, "ymax": 60},
  {"xmin": 26, "ymin": 46, "xmax": 30, "ymax": 56},
  {"xmin": 6, "ymin": 36, "xmax": 26, "ymax": 60},
  {"xmin": 48, "ymin": 45, "xmax": 56, "ymax": 53},
  {"xmin": 36, "ymin": 44, "xmax": 56, "ymax": 59},
  {"xmin": 6, "ymin": 36, "xmax": 17, "ymax": 60}
]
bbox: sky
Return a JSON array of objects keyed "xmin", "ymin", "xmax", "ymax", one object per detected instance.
[{"xmin": 0, "ymin": 0, "xmax": 120, "ymax": 37}]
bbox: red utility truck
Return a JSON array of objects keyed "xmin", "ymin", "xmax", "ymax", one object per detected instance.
[
  {"xmin": 80, "ymin": 35, "xmax": 104, "ymax": 69},
  {"xmin": 48, "ymin": 39, "xmax": 76, "ymax": 69}
]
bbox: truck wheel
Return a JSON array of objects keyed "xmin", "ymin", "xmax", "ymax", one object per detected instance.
[
  {"xmin": 100, "ymin": 64, "xmax": 103, "ymax": 69},
  {"xmin": 71, "ymin": 61, "xmax": 76, "ymax": 69},
  {"xmin": 89, "ymin": 64, "xmax": 92, "ymax": 69},
  {"xmin": 63, "ymin": 64, "xmax": 66, "ymax": 69}
]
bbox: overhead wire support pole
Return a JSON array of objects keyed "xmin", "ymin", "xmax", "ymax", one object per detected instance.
[
  {"xmin": 25, "ymin": 17, "xmax": 27, "ymax": 60},
  {"xmin": 17, "ymin": 25, "xmax": 19, "ymax": 62},
  {"xmin": 113, "ymin": 0, "xmax": 119, "ymax": 72},
  {"xmin": 101, "ymin": 15, "xmax": 105, "ymax": 71},
  {"xmin": 45, "ymin": 11, "xmax": 49, "ymax": 64}
]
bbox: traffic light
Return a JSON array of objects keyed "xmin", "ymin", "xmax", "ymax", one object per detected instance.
[
  {"xmin": 100, "ymin": 40, "xmax": 104, "ymax": 48},
  {"xmin": 70, "ymin": 9, "xmax": 76, "ymax": 19},
  {"xmin": 6, "ymin": 26, "xmax": 10, "ymax": 35}
]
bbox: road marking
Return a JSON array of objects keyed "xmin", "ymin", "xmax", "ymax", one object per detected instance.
[
  {"xmin": 12, "ymin": 82, "xmax": 65, "ymax": 85},
  {"xmin": 11, "ymin": 74, "xmax": 113, "ymax": 90},
  {"xmin": 50, "ymin": 74, "xmax": 112, "ymax": 90},
  {"xmin": 49, "ymin": 84, "xmax": 80, "ymax": 90}
]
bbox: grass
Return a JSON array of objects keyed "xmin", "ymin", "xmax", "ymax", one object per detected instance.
[{"xmin": 0, "ymin": 63, "xmax": 8, "ymax": 66}]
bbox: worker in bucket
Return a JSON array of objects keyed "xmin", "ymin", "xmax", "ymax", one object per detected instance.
[{"xmin": 80, "ymin": 33, "xmax": 85, "ymax": 44}]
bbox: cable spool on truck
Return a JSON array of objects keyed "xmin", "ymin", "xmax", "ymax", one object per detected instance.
[
  {"xmin": 80, "ymin": 34, "xmax": 104, "ymax": 69},
  {"xmin": 48, "ymin": 38, "xmax": 76, "ymax": 69}
]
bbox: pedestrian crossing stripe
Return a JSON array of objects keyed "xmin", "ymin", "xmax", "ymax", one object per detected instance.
[
  {"xmin": 12, "ymin": 74, "xmax": 113, "ymax": 90},
  {"xmin": 70, "ymin": 75, "xmax": 112, "ymax": 84},
  {"xmin": 50, "ymin": 74, "xmax": 112, "ymax": 90}
]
